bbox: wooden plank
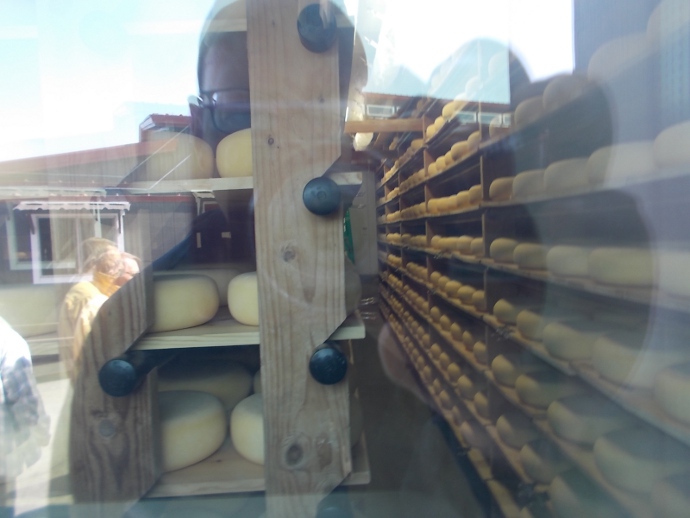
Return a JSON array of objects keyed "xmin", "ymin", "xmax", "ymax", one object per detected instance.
[
  {"xmin": 343, "ymin": 118, "xmax": 424, "ymax": 134},
  {"xmin": 247, "ymin": 1, "xmax": 350, "ymax": 517}
]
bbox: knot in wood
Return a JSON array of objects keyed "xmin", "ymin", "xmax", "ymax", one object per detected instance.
[{"xmin": 282, "ymin": 246, "xmax": 297, "ymax": 262}]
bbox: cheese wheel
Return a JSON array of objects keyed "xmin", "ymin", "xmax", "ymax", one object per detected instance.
[
  {"xmin": 410, "ymin": 138, "xmax": 424, "ymax": 150},
  {"xmin": 227, "ymin": 272, "xmax": 260, "ymax": 326},
  {"xmin": 546, "ymin": 245, "xmax": 591, "ymax": 277},
  {"xmin": 459, "ymin": 420, "xmax": 489, "ymax": 451},
  {"xmin": 430, "ymin": 306, "xmax": 441, "ymax": 322},
  {"xmin": 470, "ymin": 238, "xmax": 485, "ymax": 257},
  {"xmin": 474, "ymin": 392, "xmax": 489, "ymax": 419},
  {"xmin": 462, "ymin": 330, "xmax": 475, "ymax": 349},
  {"xmin": 496, "ymin": 411, "xmax": 540, "ymax": 449},
  {"xmin": 454, "ymin": 235, "xmax": 473, "ymax": 255},
  {"xmin": 457, "ymin": 375, "xmax": 477, "ymax": 400},
  {"xmin": 549, "ymin": 469, "xmax": 626, "ymax": 518},
  {"xmin": 493, "ymin": 298, "xmax": 536, "ymax": 325},
  {"xmin": 587, "ymin": 33, "xmax": 649, "ymax": 81},
  {"xmin": 543, "ymin": 158, "xmax": 589, "ymax": 193},
  {"xmin": 514, "ymin": 96, "xmax": 544, "ymax": 129},
  {"xmin": 588, "ymin": 247, "xmax": 654, "ymax": 287},
  {"xmin": 428, "ymin": 163, "xmax": 438, "ymax": 176},
  {"xmin": 159, "ymin": 391, "xmax": 227, "ymax": 472},
  {"xmin": 489, "ymin": 177, "xmax": 513, "ymax": 201},
  {"xmin": 429, "ymin": 343, "xmax": 442, "ymax": 359},
  {"xmin": 439, "ymin": 315, "xmax": 452, "ymax": 332},
  {"xmin": 654, "ymin": 120, "xmax": 690, "ymax": 169},
  {"xmin": 426, "ymin": 124, "xmax": 438, "ymax": 140},
  {"xmin": 467, "ymin": 131, "xmax": 482, "ymax": 151},
  {"xmin": 473, "ymin": 341, "xmax": 488, "ymax": 364},
  {"xmin": 513, "ymin": 243, "xmax": 549, "ymax": 270},
  {"xmin": 450, "ymin": 322, "xmax": 463, "ymax": 341},
  {"xmin": 450, "ymin": 142, "xmax": 470, "ymax": 161},
  {"xmin": 543, "ymin": 319, "xmax": 607, "ymax": 361},
  {"xmin": 435, "ymin": 156, "xmax": 447, "ymax": 172},
  {"xmin": 652, "ymin": 472, "xmax": 690, "ymax": 518},
  {"xmin": 594, "ymin": 427, "xmax": 690, "ymax": 494},
  {"xmin": 512, "ymin": 169, "xmax": 546, "ymax": 199},
  {"xmin": 442, "ymin": 100, "xmax": 463, "ymax": 119},
  {"xmin": 520, "ymin": 438, "xmax": 572, "ymax": 484},
  {"xmin": 655, "ymin": 363, "xmax": 690, "ymax": 424},
  {"xmin": 231, "ymin": 394, "xmax": 265, "ymax": 464},
  {"xmin": 515, "ymin": 370, "xmax": 585, "ymax": 409},
  {"xmin": 456, "ymin": 191, "xmax": 470, "ymax": 208},
  {"xmin": 0, "ymin": 283, "xmax": 60, "ymax": 338},
  {"xmin": 490, "ymin": 238, "xmax": 519, "ymax": 263},
  {"xmin": 491, "ymin": 353, "xmax": 545, "ymax": 387},
  {"xmin": 447, "ymin": 362, "xmax": 462, "ymax": 381},
  {"xmin": 542, "ymin": 74, "xmax": 590, "ymax": 112},
  {"xmin": 438, "ymin": 390, "xmax": 453, "ymax": 410},
  {"xmin": 468, "ymin": 291, "xmax": 485, "ymax": 312},
  {"xmin": 468, "ymin": 185, "xmax": 483, "ymax": 205},
  {"xmin": 516, "ymin": 309, "xmax": 570, "ymax": 341},
  {"xmin": 547, "ymin": 393, "xmax": 636, "ymax": 445},
  {"xmin": 159, "ymin": 360, "xmax": 252, "ymax": 412},
  {"xmin": 445, "ymin": 280, "xmax": 462, "ymax": 298},
  {"xmin": 586, "ymin": 141, "xmax": 655, "ymax": 186},
  {"xmin": 658, "ymin": 250, "xmax": 690, "ymax": 298},
  {"xmin": 145, "ymin": 132, "xmax": 214, "ymax": 182},
  {"xmin": 163, "ymin": 264, "xmax": 255, "ymax": 306},
  {"xmin": 457, "ymin": 286, "xmax": 476, "ymax": 305},
  {"xmin": 437, "ymin": 275, "xmax": 450, "ymax": 290},
  {"xmin": 152, "ymin": 275, "xmax": 220, "ymax": 332},
  {"xmin": 216, "ymin": 129, "xmax": 253, "ymax": 177}
]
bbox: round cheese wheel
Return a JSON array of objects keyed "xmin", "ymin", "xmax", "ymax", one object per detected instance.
[
  {"xmin": 430, "ymin": 306, "xmax": 442, "ymax": 322},
  {"xmin": 549, "ymin": 469, "xmax": 626, "ymax": 518},
  {"xmin": 428, "ymin": 163, "xmax": 438, "ymax": 177},
  {"xmin": 456, "ymin": 190, "xmax": 471, "ymax": 208},
  {"xmin": 410, "ymin": 138, "xmax": 424, "ymax": 150},
  {"xmin": 159, "ymin": 360, "xmax": 252, "ymax": 412},
  {"xmin": 543, "ymin": 158, "xmax": 589, "ymax": 193},
  {"xmin": 472, "ymin": 290, "xmax": 487, "ymax": 311},
  {"xmin": 547, "ymin": 393, "xmax": 635, "ymax": 445},
  {"xmin": 468, "ymin": 185, "xmax": 483, "ymax": 205},
  {"xmin": 491, "ymin": 353, "xmax": 545, "ymax": 387},
  {"xmin": 438, "ymin": 390, "xmax": 453, "ymax": 410},
  {"xmin": 520, "ymin": 438, "xmax": 572, "ymax": 484},
  {"xmin": 227, "ymin": 272, "xmax": 259, "ymax": 326},
  {"xmin": 588, "ymin": 33, "xmax": 650, "ymax": 82},
  {"xmin": 658, "ymin": 250, "xmax": 690, "ymax": 298},
  {"xmin": 470, "ymin": 238, "xmax": 485, "ymax": 257},
  {"xmin": 543, "ymin": 319, "xmax": 607, "ymax": 361},
  {"xmin": 496, "ymin": 411, "xmax": 540, "ymax": 449},
  {"xmin": 493, "ymin": 298, "xmax": 536, "ymax": 325},
  {"xmin": 467, "ymin": 131, "xmax": 482, "ymax": 151},
  {"xmin": 457, "ymin": 286, "xmax": 476, "ymax": 305},
  {"xmin": 594, "ymin": 427, "xmax": 690, "ymax": 494},
  {"xmin": 216, "ymin": 129, "xmax": 253, "ymax": 177},
  {"xmin": 655, "ymin": 362, "xmax": 690, "ymax": 425},
  {"xmin": 514, "ymin": 96, "xmax": 544, "ymax": 129},
  {"xmin": 152, "ymin": 275, "xmax": 220, "ymax": 332},
  {"xmin": 459, "ymin": 420, "xmax": 489, "ymax": 451},
  {"xmin": 426, "ymin": 124, "xmax": 439, "ymax": 140},
  {"xmin": 462, "ymin": 330, "xmax": 475, "ymax": 349},
  {"xmin": 231, "ymin": 394, "xmax": 265, "ymax": 464},
  {"xmin": 145, "ymin": 132, "xmax": 214, "ymax": 182},
  {"xmin": 512, "ymin": 169, "xmax": 546, "ymax": 199},
  {"xmin": 439, "ymin": 315, "xmax": 452, "ymax": 332},
  {"xmin": 652, "ymin": 472, "xmax": 690, "ymax": 518},
  {"xmin": 513, "ymin": 243, "xmax": 549, "ymax": 270},
  {"xmin": 452, "ymin": 235, "xmax": 472, "ymax": 255},
  {"xmin": 429, "ymin": 343, "xmax": 442, "ymax": 359},
  {"xmin": 161, "ymin": 264, "xmax": 255, "ymax": 306},
  {"xmin": 586, "ymin": 141, "xmax": 655, "ymax": 186},
  {"xmin": 542, "ymin": 74, "xmax": 590, "ymax": 112},
  {"xmin": 515, "ymin": 370, "xmax": 585, "ymax": 409},
  {"xmin": 516, "ymin": 309, "xmax": 568, "ymax": 341},
  {"xmin": 457, "ymin": 375, "xmax": 477, "ymax": 400},
  {"xmin": 588, "ymin": 247, "xmax": 654, "ymax": 287},
  {"xmin": 474, "ymin": 391, "xmax": 489, "ymax": 419},
  {"xmin": 442, "ymin": 100, "xmax": 463, "ymax": 119},
  {"xmin": 435, "ymin": 156, "xmax": 447, "ymax": 172},
  {"xmin": 546, "ymin": 245, "xmax": 591, "ymax": 277},
  {"xmin": 447, "ymin": 362, "xmax": 462, "ymax": 381},
  {"xmin": 0, "ymin": 283, "xmax": 60, "ymax": 338},
  {"xmin": 654, "ymin": 120, "xmax": 690, "ymax": 169},
  {"xmin": 450, "ymin": 323, "xmax": 463, "ymax": 341},
  {"xmin": 445, "ymin": 280, "xmax": 462, "ymax": 298},
  {"xmin": 489, "ymin": 177, "xmax": 514, "ymax": 201},
  {"xmin": 159, "ymin": 391, "xmax": 227, "ymax": 472},
  {"xmin": 450, "ymin": 142, "xmax": 470, "ymax": 161},
  {"xmin": 437, "ymin": 275, "xmax": 450, "ymax": 290},
  {"xmin": 473, "ymin": 341, "xmax": 488, "ymax": 364},
  {"xmin": 490, "ymin": 238, "xmax": 519, "ymax": 263}
]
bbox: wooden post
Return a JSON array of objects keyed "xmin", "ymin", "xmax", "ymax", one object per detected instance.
[{"xmin": 247, "ymin": 1, "xmax": 350, "ymax": 517}]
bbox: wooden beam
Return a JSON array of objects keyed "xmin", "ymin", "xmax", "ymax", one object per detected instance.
[{"xmin": 343, "ymin": 118, "xmax": 423, "ymax": 134}]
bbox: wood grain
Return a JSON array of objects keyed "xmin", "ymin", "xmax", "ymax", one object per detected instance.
[{"xmin": 247, "ymin": 1, "xmax": 351, "ymax": 516}]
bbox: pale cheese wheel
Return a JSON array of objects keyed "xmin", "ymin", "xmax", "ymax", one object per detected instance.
[
  {"xmin": 459, "ymin": 420, "xmax": 489, "ymax": 451},
  {"xmin": 490, "ymin": 238, "xmax": 519, "ymax": 263},
  {"xmin": 586, "ymin": 141, "xmax": 655, "ymax": 186},
  {"xmin": 655, "ymin": 363, "xmax": 690, "ymax": 425},
  {"xmin": 455, "ymin": 235, "xmax": 474, "ymax": 255},
  {"xmin": 654, "ymin": 120, "xmax": 690, "ymax": 169},
  {"xmin": 439, "ymin": 315, "xmax": 452, "ymax": 332},
  {"xmin": 549, "ymin": 469, "xmax": 626, "ymax": 518},
  {"xmin": 470, "ymin": 238, "xmax": 485, "ymax": 257},
  {"xmin": 456, "ymin": 191, "xmax": 470, "ymax": 208},
  {"xmin": 152, "ymin": 275, "xmax": 220, "ymax": 332},
  {"xmin": 658, "ymin": 250, "xmax": 690, "ymax": 298},
  {"xmin": 163, "ymin": 264, "xmax": 254, "ymax": 306},
  {"xmin": 227, "ymin": 272, "xmax": 259, "ymax": 326},
  {"xmin": 430, "ymin": 306, "xmax": 441, "ymax": 322},
  {"xmin": 430, "ymin": 271, "xmax": 442, "ymax": 285},
  {"xmin": 430, "ymin": 343, "xmax": 442, "ymax": 359},
  {"xmin": 457, "ymin": 285, "xmax": 476, "ymax": 305},
  {"xmin": 473, "ymin": 341, "xmax": 488, "ymax": 364},
  {"xmin": 588, "ymin": 246, "xmax": 654, "ymax": 287},
  {"xmin": 145, "ymin": 132, "xmax": 214, "ymax": 182},
  {"xmin": 496, "ymin": 411, "xmax": 540, "ymax": 449},
  {"xmin": 450, "ymin": 142, "xmax": 470, "ymax": 161},
  {"xmin": 472, "ymin": 290, "xmax": 487, "ymax": 311},
  {"xmin": 159, "ymin": 391, "xmax": 227, "ymax": 472},
  {"xmin": 546, "ymin": 245, "xmax": 591, "ymax": 277},
  {"xmin": 216, "ymin": 129, "xmax": 253, "ymax": 177},
  {"xmin": 442, "ymin": 100, "xmax": 464, "ymax": 120},
  {"xmin": 230, "ymin": 394, "xmax": 265, "ymax": 464},
  {"xmin": 652, "ymin": 472, "xmax": 690, "ymax": 518},
  {"xmin": 159, "ymin": 360, "xmax": 252, "ymax": 412},
  {"xmin": 512, "ymin": 169, "xmax": 546, "ymax": 199},
  {"xmin": 428, "ymin": 198, "xmax": 441, "ymax": 214},
  {"xmin": 493, "ymin": 298, "xmax": 536, "ymax": 325},
  {"xmin": 0, "ymin": 283, "xmax": 60, "ymax": 338},
  {"xmin": 462, "ymin": 330, "xmax": 475, "ymax": 349},
  {"xmin": 438, "ymin": 390, "xmax": 453, "ymax": 410},
  {"xmin": 474, "ymin": 392, "xmax": 489, "ymax": 419},
  {"xmin": 547, "ymin": 393, "xmax": 636, "ymax": 445},
  {"xmin": 467, "ymin": 131, "xmax": 482, "ymax": 151},
  {"xmin": 515, "ymin": 370, "xmax": 585, "ymax": 409},
  {"xmin": 447, "ymin": 362, "xmax": 462, "ymax": 381},
  {"xmin": 543, "ymin": 158, "xmax": 589, "ymax": 193},
  {"xmin": 489, "ymin": 177, "xmax": 513, "ymax": 201},
  {"xmin": 543, "ymin": 319, "xmax": 608, "ymax": 361},
  {"xmin": 437, "ymin": 275, "xmax": 450, "ymax": 290},
  {"xmin": 445, "ymin": 280, "xmax": 462, "ymax": 298},
  {"xmin": 450, "ymin": 323, "xmax": 463, "ymax": 342},
  {"xmin": 594, "ymin": 427, "xmax": 690, "ymax": 494},
  {"xmin": 468, "ymin": 185, "xmax": 483, "ymax": 205},
  {"xmin": 513, "ymin": 243, "xmax": 549, "ymax": 270},
  {"xmin": 514, "ymin": 96, "xmax": 544, "ymax": 129},
  {"xmin": 542, "ymin": 74, "xmax": 590, "ymax": 112},
  {"xmin": 458, "ymin": 375, "xmax": 484, "ymax": 400},
  {"xmin": 410, "ymin": 138, "xmax": 424, "ymax": 150},
  {"xmin": 491, "ymin": 353, "xmax": 545, "ymax": 387},
  {"xmin": 587, "ymin": 33, "xmax": 649, "ymax": 81},
  {"xmin": 520, "ymin": 438, "xmax": 572, "ymax": 484},
  {"xmin": 426, "ymin": 124, "xmax": 439, "ymax": 140},
  {"xmin": 516, "ymin": 309, "xmax": 569, "ymax": 341},
  {"xmin": 428, "ymin": 163, "xmax": 438, "ymax": 176}
]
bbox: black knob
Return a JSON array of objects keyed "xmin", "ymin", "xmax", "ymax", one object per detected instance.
[
  {"xmin": 99, "ymin": 350, "xmax": 175, "ymax": 397},
  {"xmin": 309, "ymin": 341, "xmax": 348, "ymax": 385},
  {"xmin": 297, "ymin": 3, "xmax": 337, "ymax": 53},
  {"xmin": 303, "ymin": 177, "xmax": 341, "ymax": 216}
]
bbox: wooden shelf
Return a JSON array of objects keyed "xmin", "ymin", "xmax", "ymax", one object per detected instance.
[
  {"xmin": 134, "ymin": 308, "xmax": 365, "ymax": 351},
  {"xmin": 484, "ymin": 371, "xmax": 546, "ymax": 420},
  {"xmin": 505, "ymin": 331, "xmax": 576, "ymax": 376}
]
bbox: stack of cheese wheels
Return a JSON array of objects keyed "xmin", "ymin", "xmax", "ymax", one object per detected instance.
[
  {"xmin": 0, "ymin": 283, "xmax": 61, "ymax": 338},
  {"xmin": 491, "ymin": 352, "xmax": 545, "ymax": 387},
  {"xmin": 513, "ymin": 243, "xmax": 550, "ymax": 270},
  {"xmin": 512, "ymin": 169, "xmax": 545, "ymax": 199},
  {"xmin": 546, "ymin": 245, "xmax": 591, "ymax": 277},
  {"xmin": 490, "ymin": 238, "xmax": 519, "ymax": 263},
  {"xmin": 588, "ymin": 246, "xmax": 654, "ymax": 287},
  {"xmin": 593, "ymin": 426, "xmax": 690, "ymax": 493},
  {"xmin": 216, "ymin": 128, "xmax": 252, "ymax": 177},
  {"xmin": 543, "ymin": 158, "xmax": 589, "ymax": 194},
  {"xmin": 653, "ymin": 471, "xmax": 690, "ymax": 518},
  {"xmin": 489, "ymin": 177, "xmax": 513, "ymax": 201},
  {"xmin": 655, "ymin": 362, "xmax": 690, "ymax": 424},
  {"xmin": 543, "ymin": 319, "xmax": 609, "ymax": 361},
  {"xmin": 542, "ymin": 74, "xmax": 590, "ymax": 112},
  {"xmin": 159, "ymin": 390, "xmax": 227, "ymax": 472},
  {"xmin": 160, "ymin": 263, "xmax": 254, "ymax": 306},
  {"xmin": 459, "ymin": 420, "xmax": 490, "ymax": 453},
  {"xmin": 496, "ymin": 411, "xmax": 540, "ymax": 449},
  {"xmin": 515, "ymin": 370, "xmax": 585, "ymax": 409},
  {"xmin": 158, "ymin": 359, "xmax": 252, "ymax": 413},
  {"xmin": 520, "ymin": 438, "xmax": 573, "ymax": 484},
  {"xmin": 658, "ymin": 250, "xmax": 690, "ymax": 298},
  {"xmin": 547, "ymin": 393, "xmax": 635, "ymax": 445},
  {"xmin": 514, "ymin": 96, "xmax": 544, "ymax": 129},
  {"xmin": 587, "ymin": 32, "xmax": 649, "ymax": 82},
  {"xmin": 145, "ymin": 131, "xmax": 214, "ymax": 182},
  {"xmin": 151, "ymin": 275, "xmax": 220, "ymax": 332},
  {"xmin": 655, "ymin": 120, "xmax": 690, "ymax": 169},
  {"xmin": 586, "ymin": 141, "xmax": 655, "ymax": 186},
  {"xmin": 549, "ymin": 469, "xmax": 626, "ymax": 518},
  {"xmin": 493, "ymin": 297, "xmax": 538, "ymax": 325}
]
